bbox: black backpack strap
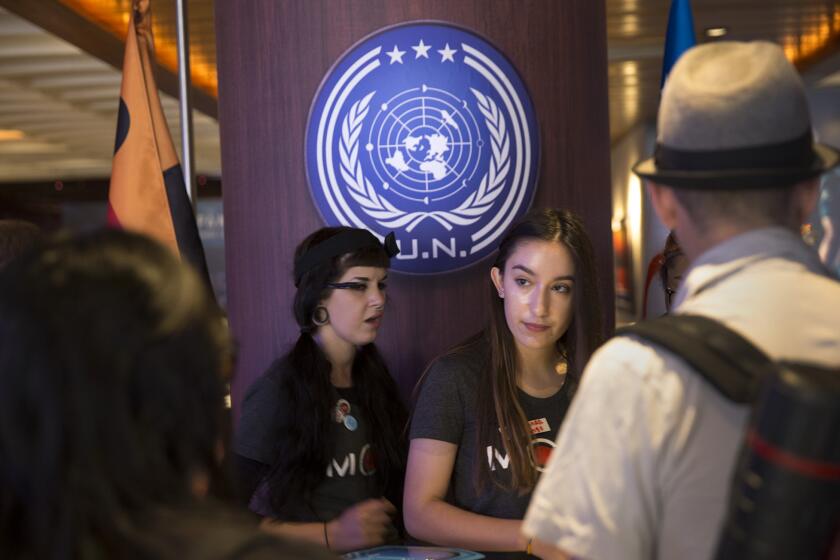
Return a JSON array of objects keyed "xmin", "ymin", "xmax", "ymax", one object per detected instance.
[{"xmin": 616, "ymin": 315, "xmax": 774, "ymax": 404}]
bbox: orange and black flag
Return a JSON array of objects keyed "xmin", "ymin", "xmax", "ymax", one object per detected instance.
[{"xmin": 108, "ymin": 0, "xmax": 211, "ymax": 286}]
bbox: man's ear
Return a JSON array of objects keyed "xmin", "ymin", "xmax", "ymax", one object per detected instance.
[
  {"xmin": 646, "ymin": 181, "xmax": 680, "ymax": 230},
  {"xmin": 793, "ymin": 178, "xmax": 821, "ymax": 225}
]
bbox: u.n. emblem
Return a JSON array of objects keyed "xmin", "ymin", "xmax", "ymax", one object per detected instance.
[{"xmin": 306, "ymin": 22, "xmax": 540, "ymax": 273}]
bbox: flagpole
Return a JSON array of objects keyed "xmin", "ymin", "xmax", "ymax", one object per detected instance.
[{"xmin": 175, "ymin": 0, "xmax": 196, "ymax": 206}]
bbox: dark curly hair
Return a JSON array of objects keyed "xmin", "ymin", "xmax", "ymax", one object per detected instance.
[{"xmin": 0, "ymin": 229, "xmax": 231, "ymax": 559}]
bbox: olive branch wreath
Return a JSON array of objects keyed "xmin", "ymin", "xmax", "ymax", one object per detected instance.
[{"xmin": 338, "ymin": 88, "xmax": 510, "ymax": 232}]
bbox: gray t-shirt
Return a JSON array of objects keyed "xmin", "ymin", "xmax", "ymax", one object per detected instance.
[
  {"xmin": 410, "ymin": 339, "xmax": 572, "ymax": 557},
  {"xmin": 236, "ymin": 364, "xmax": 379, "ymax": 522}
]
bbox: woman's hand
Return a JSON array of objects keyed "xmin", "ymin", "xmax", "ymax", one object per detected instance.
[{"xmin": 327, "ymin": 498, "xmax": 396, "ymax": 552}]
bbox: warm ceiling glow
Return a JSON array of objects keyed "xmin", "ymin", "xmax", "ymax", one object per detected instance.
[
  {"xmin": 781, "ymin": 6, "xmax": 840, "ymax": 65},
  {"xmin": 57, "ymin": 0, "xmax": 218, "ymax": 97},
  {"xmin": 0, "ymin": 129, "xmax": 25, "ymax": 141},
  {"xmin": 621, "ymin": 14, "xmax": 640, "ymax": 36},
  {"xmin": 622, "ymin": 61, "xmax": 638, "ymax": 77},
  {"xmin": 622, "ymin": 92, "xmax": 640, "ymax": 124},
  {"xmin": 622, "ymin": 74, "xmax": 640, "ymax": 87},
  {"xmin": 704, "ymin": 27, "xmax": 728, "ymax": 38}
]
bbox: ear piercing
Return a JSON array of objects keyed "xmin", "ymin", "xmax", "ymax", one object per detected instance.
[{"xmin": 312, "ymin": 306, "xmax": 330, "ymax": 326}]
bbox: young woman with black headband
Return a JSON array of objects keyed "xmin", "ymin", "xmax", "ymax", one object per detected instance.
[{"xmin": 234, "ymin": 227, "xmax": 407, "ymax": 553}]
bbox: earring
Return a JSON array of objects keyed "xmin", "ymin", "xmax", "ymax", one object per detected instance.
[
  {"xmin": 498, "ymin": 290, "xmax": 505, "ymax": 298},
  {"xmin": 312, "ymin": 306, "xmax": 330, "ymax": 326}
]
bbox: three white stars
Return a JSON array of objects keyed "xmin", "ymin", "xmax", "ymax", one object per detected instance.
[{"xmin": 387, "ymin": 40, "xmax": 458, "ymax": 64}]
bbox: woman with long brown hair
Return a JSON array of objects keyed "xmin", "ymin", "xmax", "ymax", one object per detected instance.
[{"xmin": 403, "ymin": 208, "xmax": 604, "ymax": 558}]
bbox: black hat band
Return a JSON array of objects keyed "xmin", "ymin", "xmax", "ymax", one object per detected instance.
[{"xmin": 655, "ymin": 130, "xmax": 815, "ymax": 172}]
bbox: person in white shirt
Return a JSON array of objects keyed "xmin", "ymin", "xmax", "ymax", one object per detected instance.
[{"xmin": 521, "ymin": 41, "xmax": 840, "ymax": 560}]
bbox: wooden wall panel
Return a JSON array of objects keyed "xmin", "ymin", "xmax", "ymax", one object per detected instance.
[{"xmin": 215, "ymin": 0, "xmax": 614, "ymax": 413}]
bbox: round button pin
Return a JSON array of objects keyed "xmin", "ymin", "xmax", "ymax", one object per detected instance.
[{"xmin": 334, "ymin": 398, "xmax": 351, "ymax": 422}]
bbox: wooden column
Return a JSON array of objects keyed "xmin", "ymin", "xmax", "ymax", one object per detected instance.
[{"xmin": 215, "ymin": 0, "xmax": 613, "ymax": 413}]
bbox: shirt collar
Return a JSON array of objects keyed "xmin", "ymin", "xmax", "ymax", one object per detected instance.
[{"xmin": 672, "ymin": 227, "xmax": 828, "ymax": 309}]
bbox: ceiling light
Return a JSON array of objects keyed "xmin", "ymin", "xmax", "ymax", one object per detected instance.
[
  {"xmin": 0, "ymin": 129, "xmax": 24, "ymax": 141},
  {"xmin": 705, "ymin": 27, "xmax": 728, "ymax": 38}
]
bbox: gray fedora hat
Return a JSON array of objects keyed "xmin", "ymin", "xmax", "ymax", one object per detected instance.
[{"xmin": 634, "ymin": 41, "xmax": 839, "ymax": 189}]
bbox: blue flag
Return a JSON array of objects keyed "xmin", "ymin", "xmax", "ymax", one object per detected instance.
[{"xmin": 661, "ymin": 0, "xmax": 697, "ymax": 88}]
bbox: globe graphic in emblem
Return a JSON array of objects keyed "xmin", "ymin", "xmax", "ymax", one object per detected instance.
[{"xmin": 366, "ymin": 85, "xmax": 483, "ymax": 204}]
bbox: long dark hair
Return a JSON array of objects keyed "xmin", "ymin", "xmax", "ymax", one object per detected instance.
[
  {"xmin": 476, "ymin": 208, "xmax": 604, "ymax": 492},
  {"xmin": 0, "ymin": 230, "xmax": 231, "ymax": 559},
  {"xmin": 265, "ymin": 227, "xmax": 407, "ymax": 518}
]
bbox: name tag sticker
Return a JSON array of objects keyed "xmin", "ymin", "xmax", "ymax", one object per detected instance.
[{"xmin": 529, "ymin": 417, "xmax": 550, "ymax": 435}]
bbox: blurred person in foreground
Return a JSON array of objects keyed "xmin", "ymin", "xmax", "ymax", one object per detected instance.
[
  {"xmin": 522, "ymin": 41, "xmax": 840, "ymax": 560},
  {"xmin": 0, "ymin": 230, "xmax": 334, "ymax": 560}
]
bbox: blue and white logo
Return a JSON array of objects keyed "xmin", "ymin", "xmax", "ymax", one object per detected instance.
[{"xmin": 306, "ymin": 23, "xmax": 539, "ymax": 274}]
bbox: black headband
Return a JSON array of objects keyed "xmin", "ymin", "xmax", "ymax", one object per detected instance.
[
  {"xmin": 293, "ymin": 230, "xmax": 399, "ymax": 286},
  {"xmin": 654, "ymin": 130, "xmax": 815, "ymax": 172}
]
